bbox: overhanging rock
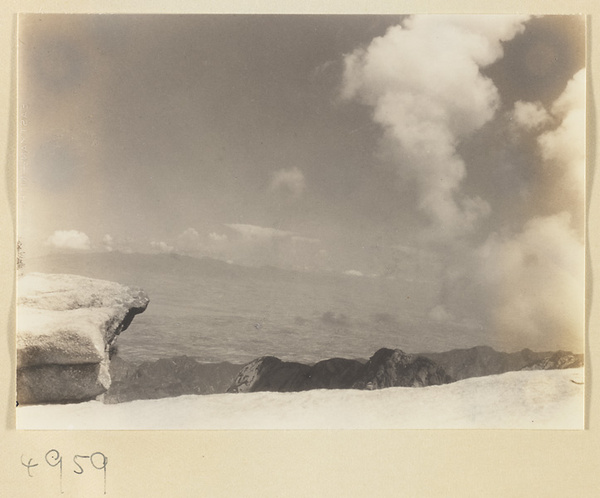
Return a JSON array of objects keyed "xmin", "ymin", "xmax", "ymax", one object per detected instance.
[{"xmin": 17, "ymin": 273, "xmax": 149, "ymax": 404}]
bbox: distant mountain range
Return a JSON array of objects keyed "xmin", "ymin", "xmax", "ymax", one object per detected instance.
[{"xmin": 25, "ymin": 251, "xmax": 356, "ymax": 288}]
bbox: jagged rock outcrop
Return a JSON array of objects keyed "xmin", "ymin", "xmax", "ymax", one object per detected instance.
[
  {"xmin": 104, "ymin": 356, "xmax": 243, "ymax": 403},
  {"xmin": 227, "ymin": 349, "xmax": 449, "ymax": 393},
  {"xmin": 227, "ymin": 356, "xmax": 366, "ymax": 393},
  {"xmin": 17, "ymin": 273, "xmax": 149, "ymax": 404},
  {"xmin": 352, "ymin": 348, "xmax": 451, "ymax": 389},
  {"xmin": 521, "ymin": 351, "xmax": 584, "ymax": 371}
]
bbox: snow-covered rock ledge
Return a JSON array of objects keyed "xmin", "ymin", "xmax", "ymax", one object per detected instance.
[
  {"xmin": 17, "ymin": 273, "xmax": 149, "ymax": 405},
  {"xmin": 17, "ymin": 368, "xmax": 584, "ymax": 430}
]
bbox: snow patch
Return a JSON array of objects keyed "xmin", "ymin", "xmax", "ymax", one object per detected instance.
[{"xmin": 17, "ymin": 368, "xmax": 584, "ymax": 430}]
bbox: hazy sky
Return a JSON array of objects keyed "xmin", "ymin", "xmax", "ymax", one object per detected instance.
[{"xmin": 18, "ymin": 15, "xmax": 585, "ymax": 349}]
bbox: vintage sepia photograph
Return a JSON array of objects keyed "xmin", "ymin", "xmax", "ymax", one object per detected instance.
[{"xmin": 16, "ymin": 14, "xmax": 585, "ymax": 429}]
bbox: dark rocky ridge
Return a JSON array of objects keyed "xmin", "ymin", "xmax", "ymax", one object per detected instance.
[
  {"xmin": 422, "ymin": 346, "xmax": 583, "ymax": 380},
  {"xmin": 226, "ymin": 347, "xmax": 582, "ymax": 394},
  {"xmin": 227, "ymin": 356, "xmax": 364, "ymax": 393},
  {"xmin": 521, "ymin": 350, "xmax": 583, "ymax": 371},
  {"xmin": 104, "ymin": 346, "xmax": 583, "ymax": 402},
  {"xmin": 227, "ymin": 348, "xmax": 451, "ymax": 393},
  {"xmin": 352, "ymin": 348, "xmax": 451, "ymax": 390},
  {"xmin": 104, "ymin": 356, "xmax": 243, "ymax": 403}
]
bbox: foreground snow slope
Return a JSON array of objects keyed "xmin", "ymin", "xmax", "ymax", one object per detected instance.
[{"xmin": 17, "ymin": 368, "xmax": 584, "ymax": 430}]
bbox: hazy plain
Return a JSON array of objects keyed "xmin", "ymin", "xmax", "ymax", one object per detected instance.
[{"xmin": 24, "ymin": 252, "xmax": 499, "ymax": 364}]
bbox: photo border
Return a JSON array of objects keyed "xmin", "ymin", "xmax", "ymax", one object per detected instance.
[{"xmin": 1, "ymin": 1, "xmax": 598, "ymax": 496}]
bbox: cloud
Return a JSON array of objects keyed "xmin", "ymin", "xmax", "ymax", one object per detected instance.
[
  {"xmin": 150, "ymin": 240, "xmax": 174, "ymax": 253},
  {"xmin": 291, "ymin": 235, "xmax": 320, "ymax": 245},
  {"xmin": 176, "ymin": 228, "xmax": 202, "ymax": 253},
  {"xmin": 341, "ymin": 17, "xmax": 583, "ymax": 351},
  {"xmin": 443, "ymin": 213, "xmax": 583, "ymax": 349},
  {"xmin": 181, "ymin": 227, "xmax": 200, "ymax": 239},
  {"xmin": 102, "ymin": 234, "xmax": 114, "ymax": 252},
  {"xmin": 344, "ymin": 269, "xmax": 364, "ymax": 277},
  {"xmin": 100, "ymin": 234, "xmax": 135, "ymax": 254},
  {"xmin": 341, "ymin": 15, "xmax": 528, "ymax": 242},
  {"xmin": 550, "ymin": 68, "xmax": 585, "ymax": 117},
  {"xmin": 269, "ymin": 167, "xmax": 306, "ymax": 199},
  {"xmin": 221, "ymin": 223, "xmax": 325, "ymax": 270},
  {"xmin": 428, "ymin": 67, "xmax": 584, "ymax": 351},
  {"xmin": 435, "ymin": 68, "xmax": 585, "ymax": 349},
  {"xmin": 509, "ymin": 69, "xmax": 584, "ymax": 207},
  {"xmin": 225, "ymin": 223, "xmax": 294, "ymax": 241},
  {"xmin": 511, "ymin": 101, "xmax": 551, "ymax": 131},
  {"xmin": 209, "ymin": 232, "xmax": 228, "ymax": 242},
  {"xmin": 429, "ymin": 305, "xmax": 454, "ymax": 322},
  {"xmin": 46, "ymin": 230, "xmax": 91, "ymax": 251},
  {"xmin": 173, "ymin": 227, "xmax": 229, "ymax": 256},
  {"xmin": 150, "ymin": 223, "xmax": 322, "ymax": 268},
  {"xmin": 537, "ymin": 68, "xmax": 585, "ymax": 199},
  {"xmin": 508, "ymin": 69, "xmax": 585, "ymax": 208},
  {"xmin": 310, "ymin": 59, "xmax": 338, "ymax": 83}
]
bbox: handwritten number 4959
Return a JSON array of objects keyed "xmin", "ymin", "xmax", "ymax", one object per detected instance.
[{"xmin": 21, "ymin": 450, "xmax": 107, "ymax": 494}]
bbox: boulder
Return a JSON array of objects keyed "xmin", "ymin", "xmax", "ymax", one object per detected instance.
[
  {"xmin": 352, "ymin": 348, "xmax": 451, "ymax": 389},
  {"xmin": 17, "ymin": 273, "xmax": 149, "ymax": 404}
]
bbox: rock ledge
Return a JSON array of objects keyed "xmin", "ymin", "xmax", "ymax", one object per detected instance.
[{"xmin": 17, "ymin": 273, "xmax": 149, "ymax": 404}]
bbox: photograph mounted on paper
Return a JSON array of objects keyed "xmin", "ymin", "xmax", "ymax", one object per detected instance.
[{"xmin": 16, "ymin": 14, "xmax": 586, "ymax": 429}]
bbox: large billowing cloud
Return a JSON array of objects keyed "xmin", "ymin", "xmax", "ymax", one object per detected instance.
[
  {"xmin": 435, "ymin": 69, "xmax": 585, "ymax": 350},
  {"xmin": 341, "ymin": 16, "xmax": 584, "ymax": 350},
  {"xmin": 510, "ymin": 68, "xmax": 585, "ymax": 213},
  {"xmin": 46, "ymin": 230, "xmax": 91, "ymax": 251},
  {"xmin": 440, "ymin": 213, "xmax": 583, "ymax": 349},
  {"xmin": 537, "ymin": 68, "xmax": 586, "ymax": 202},
  {"xmin": 341, "ymin": 15, "xmax": 528, "ymax": 241}
]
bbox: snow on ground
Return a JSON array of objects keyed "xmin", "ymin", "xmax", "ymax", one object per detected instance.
[{"xmin": 17, "ymin": 368, "xmax": 584, "ymax": 430}]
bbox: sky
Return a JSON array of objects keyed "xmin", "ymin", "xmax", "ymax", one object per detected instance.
[{"xmin": 18, "ymin": 15, "xmax": 586, "ymax": 350}]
